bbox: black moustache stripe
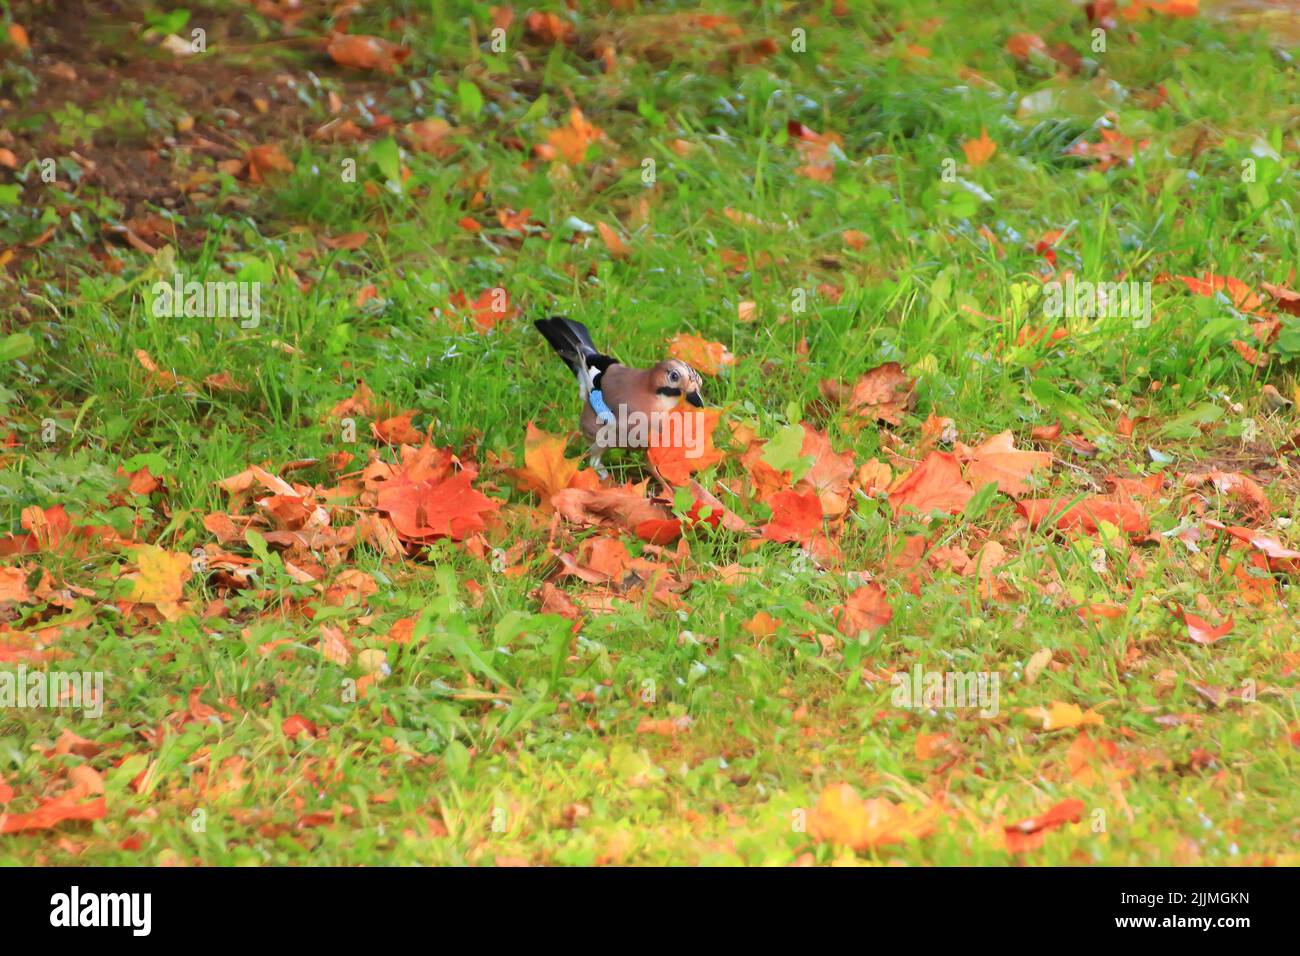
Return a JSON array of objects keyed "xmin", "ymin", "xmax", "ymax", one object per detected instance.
[{"xmin": 656, "ymin": 386, "xmax": 682, "ymax": 397}]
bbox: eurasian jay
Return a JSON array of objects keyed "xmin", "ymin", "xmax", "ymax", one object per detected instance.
[{"xmin": 534, "ymin": 316, "xmax": 704, "ymax": 477}]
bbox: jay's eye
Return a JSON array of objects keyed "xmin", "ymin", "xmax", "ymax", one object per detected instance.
[{"xmin": 668, "ymin": 370, "xmax": 680, "ymax": 384}]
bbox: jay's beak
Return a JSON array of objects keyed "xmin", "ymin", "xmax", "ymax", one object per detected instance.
[{"xmin": 685, "ymin": 390, "xmax": 704, "ymax": 408}]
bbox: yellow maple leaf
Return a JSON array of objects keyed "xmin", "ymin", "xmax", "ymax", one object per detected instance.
[
  {"xmin": 1022, "ymin": 700, "xmax": 1105, "ymax": 731},
  {"xmin": 517, "ymin": 422, "xmax": 596, "ymax": 501},
  {"xmin": 807, "ymin": 783, "xmax": 938, "ymax": 852},
  {"xmin": 125, "ymin": 544, "xmax": 192, "ymax": 605}
]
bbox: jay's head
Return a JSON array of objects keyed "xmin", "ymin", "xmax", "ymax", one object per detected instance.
[{"xmin": 650, "ymin": 360, "xmax": 704, "ymax": 409}]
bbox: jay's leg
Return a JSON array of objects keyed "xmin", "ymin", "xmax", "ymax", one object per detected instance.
[{"xmin": 588, "ymin": 446, "xmax": 608, "ymax": 480}]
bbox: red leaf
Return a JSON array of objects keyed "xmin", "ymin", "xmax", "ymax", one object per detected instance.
[
  {"xmin": 760, "ymin": 489, "xmax": 822, "ymax": 544},
  {"xmin": 1004, "ymin": 798, "xmax": 1084, "ymax": 853},
  {"xmin": 282, "ymin": 714, "xmax": 321, "ymax": 739},
  {"xmin": 1172, "ymin": 606, "xmax": 1235, "ymax": 644},
  {"xmin": 634, "ymin": 518, "xmax": 683, "ymax": 545}
]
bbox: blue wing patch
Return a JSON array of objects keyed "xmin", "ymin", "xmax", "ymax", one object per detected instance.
[{"xmin": 588, "ymin": 388, "xmax": 616, "ymax": 426}]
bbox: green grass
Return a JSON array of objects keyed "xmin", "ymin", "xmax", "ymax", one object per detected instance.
[{"xmin": 1, "ymin": 0, "xmax": 1298, "ymax": 865}]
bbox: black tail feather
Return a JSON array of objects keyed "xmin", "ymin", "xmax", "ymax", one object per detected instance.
[{"xmin": 534, "ymin": 316, "xmax": 602, "ymax": 377}]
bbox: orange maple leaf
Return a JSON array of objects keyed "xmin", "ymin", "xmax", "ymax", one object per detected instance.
[
  {"xmin": 821, "ymin": 363, "xmax": 917, "ymax": 425},
  {"xmin": 0, "ymin": 504, "xmax": 69, "ymax": 554},
  {"xmin": 0, "ymin": 795, "xmax": 106, "ymax": 834},
  {"xmin": 584, "ymin": 537, "xmax": 631, "ymax": 581},
  {"xmin": 962, "ymin": 128, "xmax": 997, "ymax": 167},
  {"xmin": 447, "ymin": 287, "xmax": 517, "ymax": 332},
  {"xmin": 537, "ymin": 108, "xmax": 606, "ymax": 165},
  {"xmin": 596, "ymin": 221, "xmax": 631, "ymax": 259},
  {"xmin": 742, "ymin": 610, "xmax": 780, "ymax": 638},
  {"xmin": 1120, "ymin": 0, "xmax": 1198, "ymax": 19},
  {"xmin": 282, "ymin": 714, "xmax": 322, "ymax": 739},
  {"xmin": 667, "ymin": 334, "xmax": 734, "ymax": 376},
  {"xmin": 329, "ymin": 381, "xmax": 384, "ymax": 420},
  {"xmin": 888, "ymin": 452, "xmax": 975, "ymax": 516},
  {"xmin": 1016, "ymin": 496, "xmax": 1148, "ymax": 534},
  {"xmin": 787, "ymin": 120, "xmax": 843, "ymax": 182},
  {"xmin": 244, "ymin": 144, "xmax": 294, "ymax": 184},
  {"xmin": 134, "ymin": 348, "xmax": 184, "ymax": 390},
  {"xmin": 405, "ymin": 118, "xmax": 463, "ymax": 158},
  {"xmin": 795, "ymin": 425, "xmax": 855, "ymax": 517},
  {"xmin": 1261, "ymin": 281, "xmax": 1300, "ymax": 316},
  {"xmin": 375, "ymin": 471, "xmax": 500, "ymax": 542},
  {"xmin": 326, "ymin": 33, "xmax": 412, "ymax": 73},
  {"xmin": 1183, "ymin": 468, "xmax": 1271, "ymax": 522},
  {"xmin": 636, "ymin": 717, "xmax": 691, "ymax": 736},
  {"xmin": 371, "ymin": 412, "xmax": 425, "ymax": 445},
  {"xmin": 1005, "ymin": 33, "xmax": 1048, "ymax": 60},
  {"xmin": 760, "ymin": 489, "xmax": 822, "ymax": 544},
  {"xmin": 0, "ymin": 565, "xmax": 33, "ymax": 603},
  {"xmin": 646, "ymin": 407, "xmax": 724, "ymax": 486},
  {"xmin": 551, "ymin": 484, "xmax": 673, "ymax": 538},
  {"xmin": 1166, "ymin": 273, "xmax": 1269, "ymax": 316},
  {"xmin": 833, "ymin": 583, "xmax": 893, "ymax": 636},
  {"xmin": 496, "ymin": 208, "xmax": 534, "ymax": 232},
  {"xmin": 957, "ymin": 430, "xmax": 1052, "ymax": 496},
  {"xmin": 1067, "ymin": 127, "xmax": 1149, "ymax": 172},
  {"xmin": 1065, "ymin": 733, "xmax": 1129, "ymax": 785},
  {"xmin": 525, "ymin": 11, "xmax": 574, "ymax": 44}
]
